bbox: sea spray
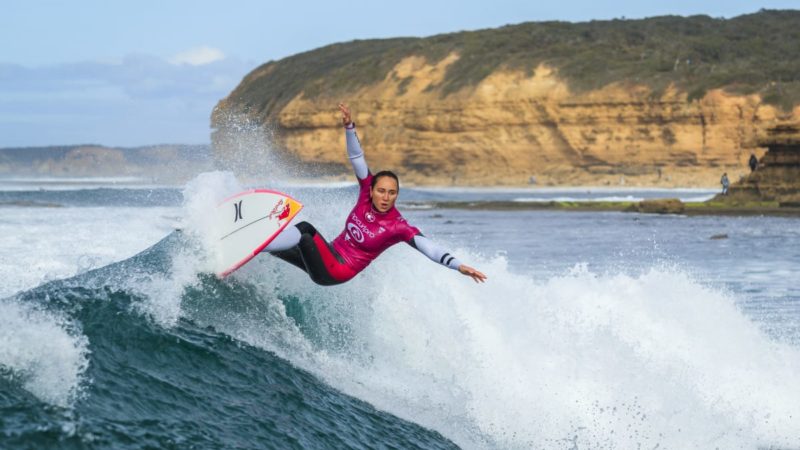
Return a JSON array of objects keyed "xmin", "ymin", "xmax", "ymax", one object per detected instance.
[
  {"xmin": 0, "ymin": 299, "xmax": 89, "ymax": 408},
  {"xmin": 210, "ymin": 110, "xmax": 306, "ymax": 183},
  {"xmin": 210, "ymin": 248, "xmax": 800, "ymax": 448},
  {"xmin": 0, "ymin": 206, "xmax": 174, "ymax": 299},
  {"xmin": 117, "ymin": 172, "xmax": 800, "ymax": 448},
  {"xmin": 180, "ymin": 170, "xmax": 243, "ymax": 249},
  {"xmin": 116, "ymin": 171, "xmax": 242, "ymax": 326}
]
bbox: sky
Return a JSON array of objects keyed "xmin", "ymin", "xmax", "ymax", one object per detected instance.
[{"xmin": 1, "ymin": 0, "xmax": 797, "ymax": 147}]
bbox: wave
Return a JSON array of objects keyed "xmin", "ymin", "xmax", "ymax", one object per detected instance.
[
  {"xmin": 2, "ymin": 233, "xmax": 455, "ymax": 449},
  {"xmin": 0, "ymin": 299, "xmax": 88, "ymax": 408},
  {"xmin": 237, "ymin": 257, "xmax": 800, "ymax": 449},
  {"xmin": 3, "ymin": 171, "xmax": 798, "ymax": 448}
]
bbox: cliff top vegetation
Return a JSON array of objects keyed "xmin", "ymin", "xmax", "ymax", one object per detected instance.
[{"xmin": 222, "ymin": 9, "xmax": 800, "ymax": 121}]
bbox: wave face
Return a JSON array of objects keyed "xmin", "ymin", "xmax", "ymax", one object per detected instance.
[
  {"xmin": 0, "ymin": 233, "xmax": 457, "ymax": 449},
  {"xmin": 2, "ymin": 172, "xmax": 799, "ymax": 449}
]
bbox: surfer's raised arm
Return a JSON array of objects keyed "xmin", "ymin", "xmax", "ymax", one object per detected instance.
[
  {"xmin": 339, "ymin": 103, "xmax": 369, "ymax": 180},
  {"xmin": 337, "ymin": 102, "xmax": 486, "ymax": 284}
]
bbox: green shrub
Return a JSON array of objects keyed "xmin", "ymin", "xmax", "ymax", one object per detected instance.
[{"xmin": 222, "ymin": 10, "xmax": 800, "ymax": 122}]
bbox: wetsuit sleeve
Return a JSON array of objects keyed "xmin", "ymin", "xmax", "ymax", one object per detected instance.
[
  {"xmin": 345, "ymin": 123, "xmax": 369, "ymax": 180},
  {"xmin": 408, "ymin": 234, "xmax": 463, "ymax": 271}
]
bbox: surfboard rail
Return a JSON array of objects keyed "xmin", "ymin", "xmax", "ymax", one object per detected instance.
[{"xmin": 214, "ymin": 189, "xmax": 303, "ymax": 278}]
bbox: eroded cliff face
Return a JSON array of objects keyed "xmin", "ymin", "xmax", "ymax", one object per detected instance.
[
  {"xmin": 726, "ymin": 123, "xmax": 800, "ymax": 202},
  {"xmin": 213, "ymin": 54, "xmax": 799, "ymax": 187}
]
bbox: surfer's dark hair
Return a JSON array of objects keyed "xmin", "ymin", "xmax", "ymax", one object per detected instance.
[{"xmin": 371, "ymin": 171, "xmax": 399, "ymax": 189}]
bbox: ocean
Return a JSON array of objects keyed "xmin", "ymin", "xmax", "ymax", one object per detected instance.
[{"xmin": 1, "ymin": 172, "xmax": 799, "ymax": 449}]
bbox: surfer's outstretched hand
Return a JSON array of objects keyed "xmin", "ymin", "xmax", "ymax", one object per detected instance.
[
  {"xmin": 339, "ymin": 103, "xmax": 352, "ymax": 126},
  {"xmin": 459, "ymin": 265, "xmax": 487, "ymax": 283}
]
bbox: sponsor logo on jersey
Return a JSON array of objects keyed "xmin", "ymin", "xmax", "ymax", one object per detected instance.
[
  {"xmin": 347, "ymin": 223, "xmax": 364, "ymax": 243},
  {"xmin": 348, "ymin": 213, "xmax": 376, "ymax": 242}
]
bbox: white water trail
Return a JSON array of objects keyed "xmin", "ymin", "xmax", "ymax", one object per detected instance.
[
  {"xmin": 291, "ymin": 258, "xmax": 800, "ymax": 449},
  {"xmin": 169, "ymin": 172, "xmax": 800, "ymax": 448}
]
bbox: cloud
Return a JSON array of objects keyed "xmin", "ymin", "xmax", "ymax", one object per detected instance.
[
  {"xmin": 169, "ymin": 46, "xmax": 226, "ymax": 66},
  {"xmin": 0, "ymin": 53, "xmax": 253, "ymax": 146}
]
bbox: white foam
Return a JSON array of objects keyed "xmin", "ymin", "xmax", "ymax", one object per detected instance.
[
  {"xmin": 180, "ymin": 171, "xmax": 242, "ymax": 246},
  {"xmin": 0, "ymin": 203, "xmax": 174, "ymax": 408},
  {"xmin": 226, "ymin": 249, "xmax": 800, "ymax": 448},
  {"xmin": 96, "ymin": 172, "xmax": 800, "ymax": 447},
  {"xmin": 0, "ymin": 206, "xmax": 176, "ymax": 298},
  {"xmin": 0, "ymin": 299, "xmax": 89, "ymax": 408},
  {"xmin": 119, "ymin": 171, "xmax": 244, "ymax": 327}
]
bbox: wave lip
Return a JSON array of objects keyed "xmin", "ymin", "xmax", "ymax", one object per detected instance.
[{"xmin": 0, "ymin": 299, "xmax": 89, "ymax": 408}]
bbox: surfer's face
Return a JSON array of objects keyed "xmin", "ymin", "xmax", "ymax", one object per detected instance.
[{"xmin": 370, "ymin": 176, "xmax": 398, "ymax": 213}]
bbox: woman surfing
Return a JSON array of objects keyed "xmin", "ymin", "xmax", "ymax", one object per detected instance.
[{"xmin": 261, "ymin": 103, "xmax": 487, "ymax": 285}]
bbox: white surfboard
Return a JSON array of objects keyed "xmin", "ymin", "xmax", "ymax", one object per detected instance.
[{"xmin": 214, "ymin": 189, "xmax": 303, "ymax": 278}]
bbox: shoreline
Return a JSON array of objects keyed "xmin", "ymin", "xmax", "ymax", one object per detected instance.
[{"xmin": 404, "ymin": 200, "xmax": 800, "ymax": 217}]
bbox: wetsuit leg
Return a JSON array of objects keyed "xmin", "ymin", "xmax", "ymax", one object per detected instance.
[
  {"xmin": 270, "ymin": 222, "xmax": 354, "ymax": 286},
  {"xmin": 270, "ymin": 246, "xmax": 305, "ymax": 272},
  {"xmin": 296, "ymin": 234, "xmax": 343, "ymax": 286}
]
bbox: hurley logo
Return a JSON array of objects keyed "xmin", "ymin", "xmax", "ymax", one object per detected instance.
[{"xmin": 233, "ymin": 200, "xmax": 243, "ymax": 222}]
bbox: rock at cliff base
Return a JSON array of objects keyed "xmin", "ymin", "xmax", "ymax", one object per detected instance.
[{"xmin": 631, "ymin": 198, "xmax": 686, "ymax": 214}]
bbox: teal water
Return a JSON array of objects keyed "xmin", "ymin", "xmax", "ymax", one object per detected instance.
[{"xmin": 2, "ymin": 232, "xmax": 456, "ymax": 449}]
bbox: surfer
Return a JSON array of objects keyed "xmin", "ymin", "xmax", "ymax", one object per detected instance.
[{"xmin": 261, "ymin": 103, "xmax": 487, "ymax": 286}]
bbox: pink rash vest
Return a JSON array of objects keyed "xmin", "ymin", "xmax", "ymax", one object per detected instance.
[{"xmin": 331, "ymin": 173, "xmax": 420, "ymax": 274}]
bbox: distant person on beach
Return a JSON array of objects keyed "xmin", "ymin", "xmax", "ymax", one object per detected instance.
[
  {"xmin": 721, "ymin": 172, "xmax": 730, "ymax": 195},
  {"xmin": 749, "ymin": 154, "xmax": 758, "ymax": 172},
  {"xmin": 258, "ymin": 103, "xmax": 487, "ymax": 286}
]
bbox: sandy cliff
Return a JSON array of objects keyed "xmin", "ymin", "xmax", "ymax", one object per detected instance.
[
  {"xmin": 276, "ymin": 63, "xmax": 799, "ymax": 186},
  {"xmin": 724, "ymin": 122, "xmax": 800, "ymax": 202},
  {"xmin": 212, "ymin": 13, "xmax": 800, "ymax": 187}
]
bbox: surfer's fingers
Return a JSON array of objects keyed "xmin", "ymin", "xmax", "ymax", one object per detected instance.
[{"xmin": 465, "ymin": 268, "xmax": 486, "ymax": 283}]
